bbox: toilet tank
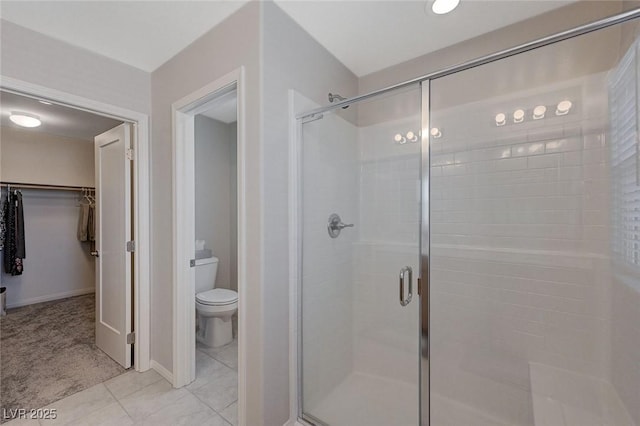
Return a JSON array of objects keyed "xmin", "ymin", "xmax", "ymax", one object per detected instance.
[{"xmin": 194, "ymin": 256, "xmax": 219, "ymax": 294}]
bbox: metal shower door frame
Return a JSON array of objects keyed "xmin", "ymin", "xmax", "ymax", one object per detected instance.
[{"xmin": 419, "ymin": 80, "xmax": 431, "ymax": 426}]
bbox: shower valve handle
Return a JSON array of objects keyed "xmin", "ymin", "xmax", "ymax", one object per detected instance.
[
  {"xmin": 327, "ymin": 213, "xmax": 354, "ymax": 238},
  {"xmin": 335, "ymin": 222, "xmax": 354, "ymax": 230}
]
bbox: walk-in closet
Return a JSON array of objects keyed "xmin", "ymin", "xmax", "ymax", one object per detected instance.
[{"xmin": 0, "ymin": 90, "xmax": 131, "ymax": 416}]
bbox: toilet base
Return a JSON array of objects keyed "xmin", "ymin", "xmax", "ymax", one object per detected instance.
[{"xmin": 197, "ymin": 315, "xmax": 233, "ymax": 348}]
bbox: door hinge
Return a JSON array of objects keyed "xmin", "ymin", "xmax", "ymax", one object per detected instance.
[
  {"xmin": 126, "ymin": 240, "xmax": 135, "ymax": 252},
  {"xmin": 127, "ymin": 332, "xmax": 135, "ymax": 344},
  {"xmin": 126, "ymin": 148, "xmax": 134, "ymax": 161}
]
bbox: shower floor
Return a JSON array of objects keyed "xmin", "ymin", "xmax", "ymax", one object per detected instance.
[
  {"xmin": 304, "ymin": 372, "xmax": 418, "ymax": 426},
  {"xmin": 529, "ymin": 363, "xmax": 634, "ymax": 426}
]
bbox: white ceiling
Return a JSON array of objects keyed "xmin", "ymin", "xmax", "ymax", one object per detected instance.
[
  {"xmin": 200, "ymin": 93, "xmax": 238, "ymax": 124},
  {"xmin": 274, "ymin": 0, "xmax": 577, "ymax": 76},
  {"xmin": 0, "ymin": 1, "xmax": 576, "ymax": 76},
  {"xmin": 0, "ymin": 91, "xmax": 123, "ymax": 140},
  {"xmin": 0, "ymin": 1, "xmax": 249, "ymax": 72}
]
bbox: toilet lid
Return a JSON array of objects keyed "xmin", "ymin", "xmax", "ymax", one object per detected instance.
[{"xmin": 196, "ymin": 289, "xmax": 238, "ymax": 305}]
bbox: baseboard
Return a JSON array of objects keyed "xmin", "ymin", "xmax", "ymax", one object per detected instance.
[
  {"xmin": 6, "ymin": 288, "xmax": 95, "ymax": 309},
  {"xmin": 150, "ymin": 359, "xmax": 174, "ymax": 384}
]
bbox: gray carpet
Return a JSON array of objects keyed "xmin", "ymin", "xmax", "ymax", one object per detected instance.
[{"xmin": 0, "ymin": 294, "xmax": 126, "ymax": 418}]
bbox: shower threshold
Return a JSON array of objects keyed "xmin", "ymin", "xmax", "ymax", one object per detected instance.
[{"xmin": 304, "ymin": 372, "xmax": 417, "ymax": 426}]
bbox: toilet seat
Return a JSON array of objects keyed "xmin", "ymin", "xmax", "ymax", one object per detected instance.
[{"xmin": 196, "ymin": 288, "xmax": 238, "ymax": 306}]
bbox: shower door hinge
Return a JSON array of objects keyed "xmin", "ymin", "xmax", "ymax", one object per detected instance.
[
  {"xmin": 301, "ymin": 113, "xmax": 324, "ymax": 124},
  {"xmin": 126, "ymin": 148, "xmax": 134, "ymax": 161},
  {"xmin": 127, "ymin": 332, "xmax": 135, "ymax": 344},
  {"xmin": 126, "ymin": 240, "xmax": 135, "ymax": 252}
]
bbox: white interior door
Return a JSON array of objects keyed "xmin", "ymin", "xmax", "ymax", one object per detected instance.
[{"xmin": 95, "ymin": 123, "xmax": 132, "ymax": 368}]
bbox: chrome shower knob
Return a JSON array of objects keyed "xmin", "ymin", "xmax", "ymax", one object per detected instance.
[{"xmin": 327, "ymin": 213, "xmax": 354, "ymax": 238}]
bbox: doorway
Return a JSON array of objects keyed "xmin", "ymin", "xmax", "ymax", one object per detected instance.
[
  {"xmin": 172, "ymin": 67, "xmax": 246, "ymax": 426},
  {"xmin": 0, "ymin": 79, "xmax": 151, "ymax": 415}
]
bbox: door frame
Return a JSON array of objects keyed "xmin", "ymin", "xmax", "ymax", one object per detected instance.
[
  {"xmin": 171, "ymin": 67, "xmax": 246, "ymax": 423},
  {"xmin": 0, "ymin": 75, "xmax": 151, "ymax": 372}
]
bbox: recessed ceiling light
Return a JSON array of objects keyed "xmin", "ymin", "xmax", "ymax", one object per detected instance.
[
  {"xmin": 394, "ymin": 133, "xmax": 406, "ymax": 144},
  {"xmin": 38, "ymin": 100, "xmax": 52, "ymax": 105},
  {"xmin": 10, "ymin": 112, "xmax": 41, "ymax": 128},
  {"xmin": 431, "ymin": 0, "xmax": 461, "ymax": 15},
  {"xmin": 430, "ymin": 128, "xmax": 442, "ymax": 138},
  {"xmin": 495, "ymin": 113, "xmax": 506, "ymax": 126}
]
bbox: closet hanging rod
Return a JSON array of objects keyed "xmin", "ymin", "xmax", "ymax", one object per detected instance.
[{"xmin": 0, "ymin": 181, "xmax": 95, "ymax": 192}]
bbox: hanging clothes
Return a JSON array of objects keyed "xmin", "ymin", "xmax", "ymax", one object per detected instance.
[
  {"xmin": 77, "ymin": 203, "xmax": 90, "ymax": 242},
  {"xmin": 0, "ymin": 193, "xmax": 6, "ymax": 250},
  {"xmin": 3, "ymin": 190, "xmax": 25, "ymax": 276},
  {"xmin": 87, "ymin": 204, "xmax": 96, "ymax": 242},
  {"xmin": 77, "ymin": 190, "xmax": 96, "ymax": 243}
]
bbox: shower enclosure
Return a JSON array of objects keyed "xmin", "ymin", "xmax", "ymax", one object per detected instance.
[{"xmin": 297, "ymin": 10, "xmax": 640, "ymax": 426}]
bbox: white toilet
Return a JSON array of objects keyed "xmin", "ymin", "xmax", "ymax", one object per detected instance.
[{"xmin": 195, "ymin": 255, "xmax": 238, "ymax": 347}]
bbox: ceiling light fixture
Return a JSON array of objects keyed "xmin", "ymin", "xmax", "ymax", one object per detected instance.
[
  {"xmin": 406, "ymin": 131, "xmax": 419, "ymax": 142},
  {"xmin": 9, "ymin": 112, "xmax": 41, "ymax": 128},
  {"xmin": 430, "ymin": 128, "xmax": 442, "ymax": 138},
  {"xmin": 394, "ymin": 133, "xmax": 407, "ymax": 144},
  {"xmin": 430, "ymin": 0, "xmax": 460, "ymax": 15},
  {"xmin": 513, "ymin": 109, "xmax": 525, "ymax": 123},
  {"xmin": 533, "ymin": 105, "xmax": 546, "ymax": 120},
  {"xmin": 556, "ymin": 100, "xmax": 572, "ymax": 116},
  {"xmin": 495, "ymin": 113, "xmax": 506, "ymax": 127}
]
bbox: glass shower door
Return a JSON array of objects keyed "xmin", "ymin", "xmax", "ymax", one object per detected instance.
[
  {"xmin": 299, "ymin": 85, "xmax": 422, "ymax": 426},
  {"xmin": 429, "ymin": 20, "xmax": 640, "ymax": 426}
]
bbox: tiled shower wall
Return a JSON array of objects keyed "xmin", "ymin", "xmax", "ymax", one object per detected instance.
[
  {"xmin": 429, "ymin": 72, "xmax": 614, "ymax": 424},
  {"xmin": 353, "ymin": 113, "xmax": 421, "ymax": 385},
  {"xmin": 611, "ymin": 265, "xmax": 640, "ymax": 425},
  {"xmin": 611, "ymin": 30, "xmax": 640, "ymax": 426}
]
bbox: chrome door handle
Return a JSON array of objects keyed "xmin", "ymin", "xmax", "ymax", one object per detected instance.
[
  {"xmin": 399, "ymin": 266, "xmax": 413, "ymax": 306},
  {"xmin": 90, "ymin": 250, "xmax": 99, "ymax": 258}
]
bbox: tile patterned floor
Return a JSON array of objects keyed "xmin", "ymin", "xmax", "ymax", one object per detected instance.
[{"xmin": 4, "ymin": 340, "xmax": 238, "ymax": 426}]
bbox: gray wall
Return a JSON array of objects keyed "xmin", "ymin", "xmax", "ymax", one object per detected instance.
[
  {"xmin": 149, "ymin": 2, "xmax": 264, "ymax": 423},
  {"xmin": 1, "ymin": 126, "xmax": 95, "ymax": 188},
  {"xmin": 195, "ymin": 115, "xmax": 237, "ymax": 292},
  {"xmin": 151, "ymin": 3, "xmax": 357, "ymax": 423},
  {"xmin": 0, "ymin": 19, "xmax": 150, "ymax": 114}
]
